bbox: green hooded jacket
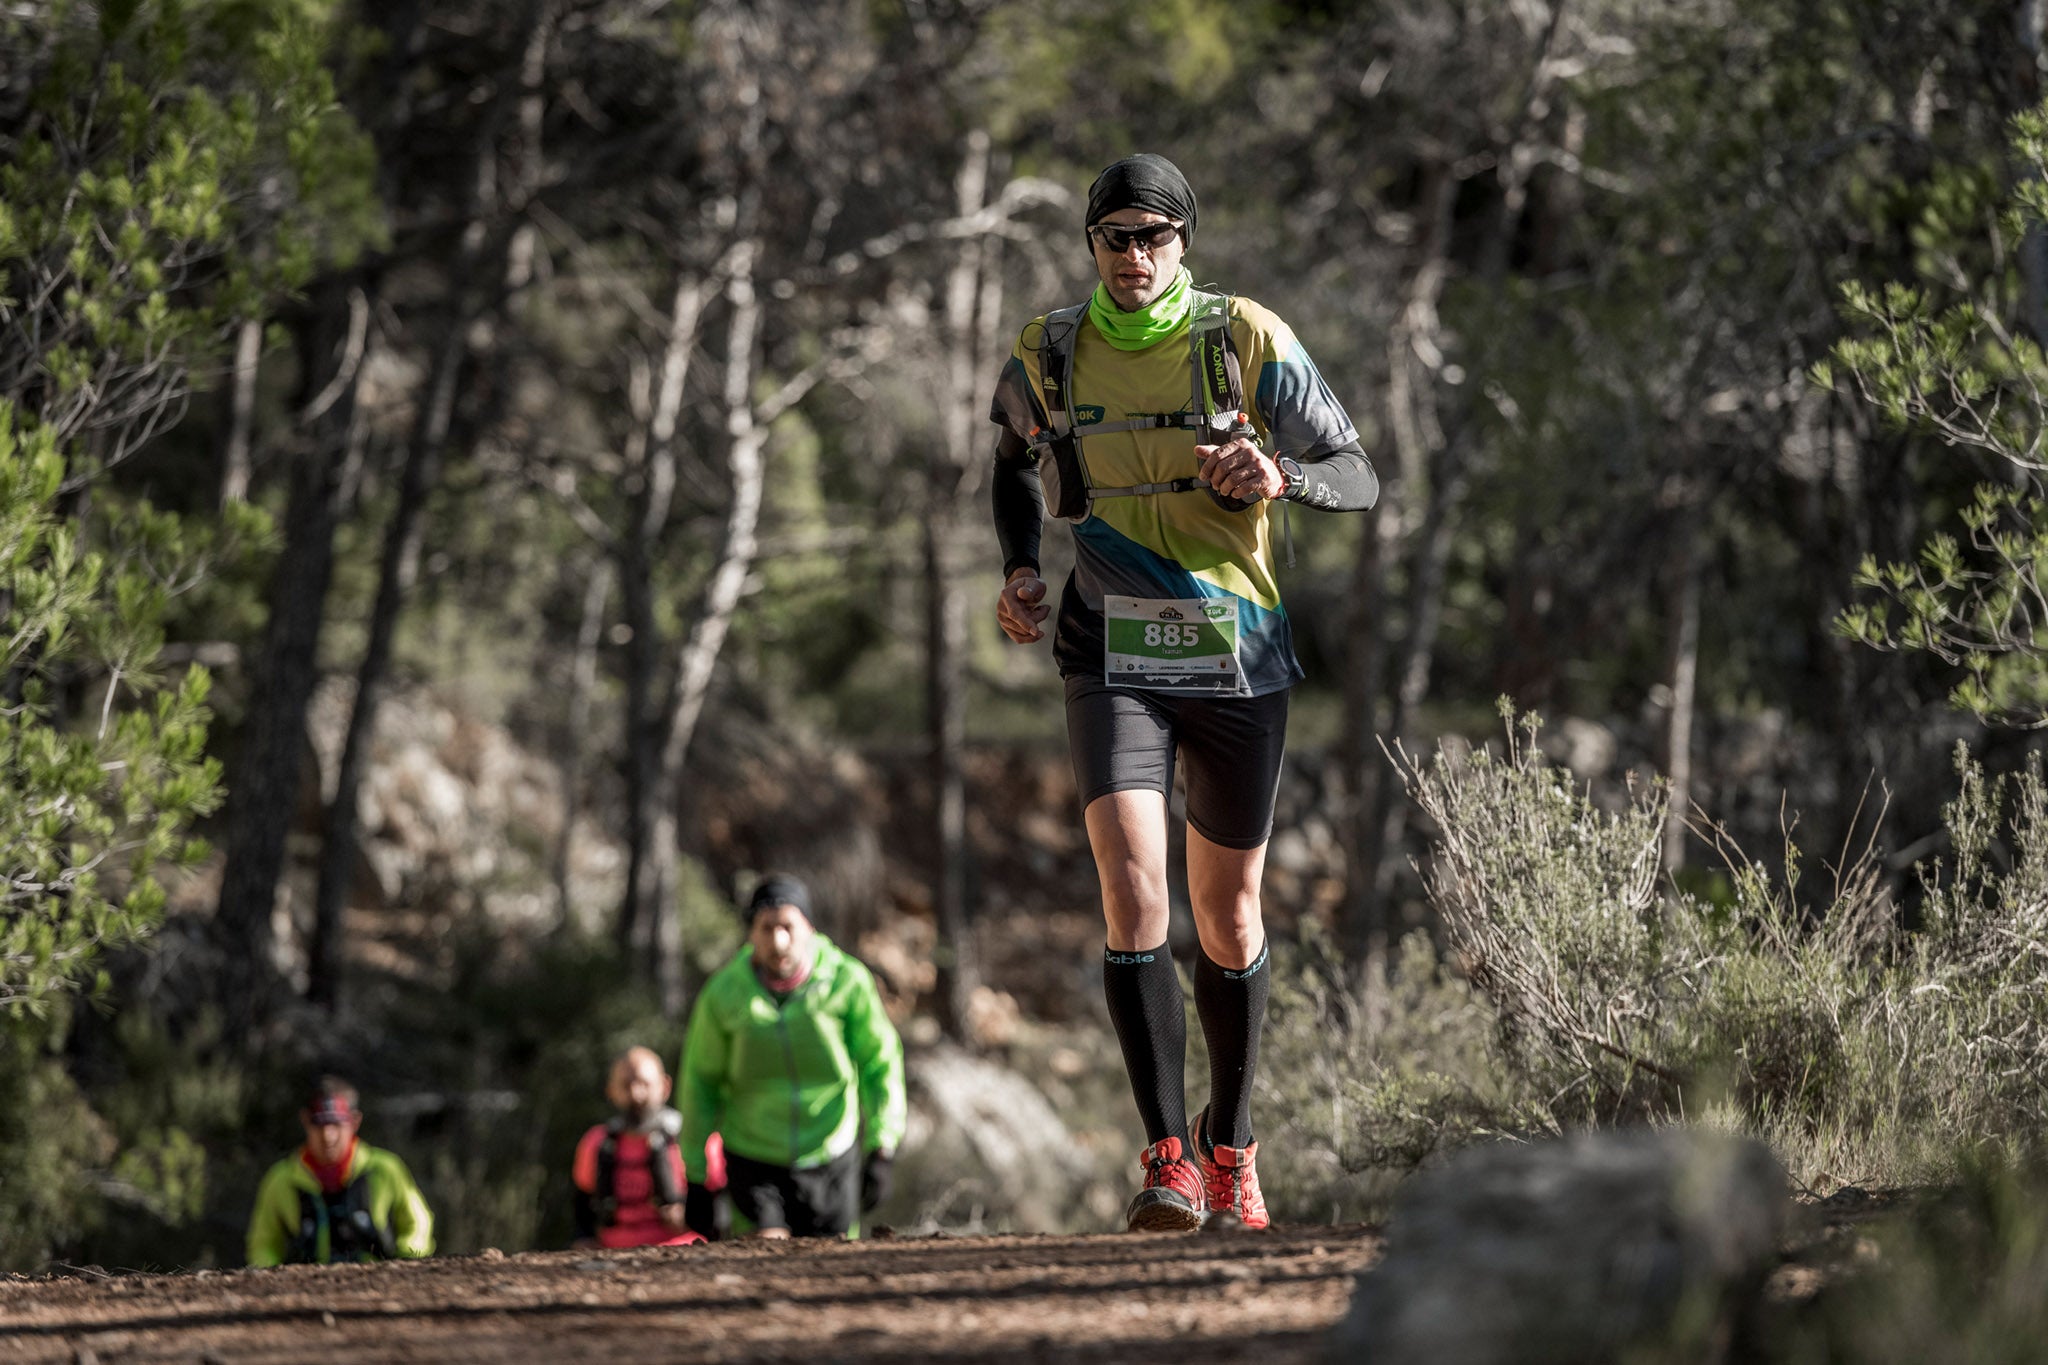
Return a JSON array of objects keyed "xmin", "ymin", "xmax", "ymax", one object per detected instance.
[
  {"xmin": 245, "ymin": 1142, "xmax": 434, "ymax": 1267},
  {"xmin": 679, "ymin": 933, "xmax": 906, "ymax": 1183}
]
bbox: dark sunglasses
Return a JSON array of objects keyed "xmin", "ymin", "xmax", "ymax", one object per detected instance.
[{"xmin": 1088, "ymin": 221, "xmax": 1181, "ymax": 253}]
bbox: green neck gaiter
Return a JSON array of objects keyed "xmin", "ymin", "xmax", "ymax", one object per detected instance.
[{"xmin": 1087, "ymin": 267, "xmax": 1193, "ymax": 351}]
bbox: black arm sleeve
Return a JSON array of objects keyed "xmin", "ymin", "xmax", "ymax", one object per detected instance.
[
  {"xmin": 991, "ymin": 426, "xmax": 1045, "ymax": 578},
  {"xmin": 1285, "ymin": 439, "xmax": 1378, "ymax": 511}
]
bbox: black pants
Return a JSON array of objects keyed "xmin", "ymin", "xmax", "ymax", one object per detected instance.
[{"xmin": 723, "ymin": 1147, "xmax": 860, "ymax": 1238}]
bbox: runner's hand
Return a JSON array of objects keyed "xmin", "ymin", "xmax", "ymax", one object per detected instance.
[
  {"xmin": 1196, "ymin": 437, "xmax": 1283, "ymax": 502},
  {"xmin": 998, "ymin": 570, "xmax": 1050, "ymax": 644}
]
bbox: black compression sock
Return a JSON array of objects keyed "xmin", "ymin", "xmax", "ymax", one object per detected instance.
[
  {"xmin": 1194, "ymin": 941, "xmax": 1270, "ymax": 1151},
  {"xmin": 1102, "ymin": 943, "xmax": 1190, "ymax": 1151}
]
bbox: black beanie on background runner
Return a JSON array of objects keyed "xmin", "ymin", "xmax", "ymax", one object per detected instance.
[
  {"xmin": 747, "ymin": 874, "xmax": 820, "ymax": 932},
  {"xmin": 1084, "ymin": 153, "xmax": 1198, "ymax": 247}
]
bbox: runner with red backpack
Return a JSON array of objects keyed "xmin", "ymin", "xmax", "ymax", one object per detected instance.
[{"xmin": 571, "ymin": 1046, "xmax": 726, "ymax": 1248}]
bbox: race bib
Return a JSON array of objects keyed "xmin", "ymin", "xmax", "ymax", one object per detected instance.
[{"xmin": 1104, "ymin": 595, "xmax": 1247, "ymax": 695}]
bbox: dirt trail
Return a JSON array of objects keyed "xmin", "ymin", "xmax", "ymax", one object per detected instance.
[{"xmin": 0, "ymin": 1224, "xmax": 1377, "ymax": 1364}]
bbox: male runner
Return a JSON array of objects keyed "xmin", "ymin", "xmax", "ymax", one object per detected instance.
[
  {"xmin": 246, "ymin": 1077, "xmax": 435, "ymax": 1265},
  {"xmin": 679, "ymin": 875, "xmax": 905, "ymax": 1238},
  {"xmin": 989, "ymin": 153, "xmax": 1377, "ymax": 1231},
  {"xmin": 570, "ymin": 1046, "xmax": 723, "ymax": 1248}
]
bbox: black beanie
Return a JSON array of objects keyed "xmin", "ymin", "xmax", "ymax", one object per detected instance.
[
  {"xmin": 747, "ymin": 874, "xmax": 818, "ymax": 930},
  {"xmin": 1085, "ymin": 153, "xmax": 1197, "ymax": 248}
]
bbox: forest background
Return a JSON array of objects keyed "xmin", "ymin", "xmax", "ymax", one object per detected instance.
[{"xmin": 11, "ymin": 0, "xmax": 2048, "ymax": 1307}]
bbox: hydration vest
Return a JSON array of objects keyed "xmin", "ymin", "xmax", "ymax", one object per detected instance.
[
  {"xmin": 292, "ymin": 1176, "xmax": 397, "ymax": 1264},
  {"xmin": 1029, "ymin": 289, "xmax": 1251, "ymax": 523},
  {"xmin": 593, "ymin": 1110, "xmax": 685, "ymax": 1225}
]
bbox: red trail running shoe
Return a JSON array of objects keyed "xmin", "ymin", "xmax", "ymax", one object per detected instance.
[
  {"xmin": 1125, "ymin": 1135, "xmax": 1205, "ymax": 1232},
  {"xmin": 1192, "ymin": 1108, "xmax": 1269, "ymax": 1230}
]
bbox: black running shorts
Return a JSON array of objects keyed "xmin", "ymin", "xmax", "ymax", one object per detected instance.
[
  {"xmin": 1062, "ymin": 674, "xmax": 1290, "ymax": 850},
  {"xmin": 723, "ymin": 1147, "xmax": 860, "ymax": 1238}
]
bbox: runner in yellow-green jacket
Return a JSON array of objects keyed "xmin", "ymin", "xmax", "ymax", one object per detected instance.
[
  {"xmin": 679, "ymin": 875, "xmax": 906, "ymax": 1238},
  {"xmin": 246, "ymin": 1077, "xmax": 434, "ymax": 1267}
]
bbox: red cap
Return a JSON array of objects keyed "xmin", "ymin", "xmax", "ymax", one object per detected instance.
[{"xmin": 306, "ymin": 1095, "xmax": 357, "ymax": 1126}]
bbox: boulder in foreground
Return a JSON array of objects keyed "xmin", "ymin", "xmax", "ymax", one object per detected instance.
[{"xmin": 1329, "ymin": 1127, "xmax": 1789, "ymax": 1364}]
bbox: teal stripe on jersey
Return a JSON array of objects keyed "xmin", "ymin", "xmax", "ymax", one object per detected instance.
[{"xmin": 1064, "ymin": 516, "xmax": 1300, "ymax": 695}]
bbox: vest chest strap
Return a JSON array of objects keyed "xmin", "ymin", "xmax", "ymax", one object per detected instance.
[
  {"xmin": 1030, "ymin": 410, "xmax": 1239, "ymax": 451},
  {"xmin": 1090, "ymin": 478, "xmax": 1204, "ymax": 498}
]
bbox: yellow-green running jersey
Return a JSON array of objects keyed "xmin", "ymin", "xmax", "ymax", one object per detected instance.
[{"xmin": 989, "ymin": 292, "xmax": 1360, "ymax": 696}]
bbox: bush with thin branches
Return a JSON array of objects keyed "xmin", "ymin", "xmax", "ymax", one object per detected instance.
[{"xmin": 1396, "ymin": 705, "xmax": 2048, "ymax": 1186}]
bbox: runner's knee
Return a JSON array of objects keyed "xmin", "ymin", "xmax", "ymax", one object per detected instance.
[
  {"xmin": 1097, "ymin": 862, "xmax": 1169, "ymax": 947},
  {"xmin": 1190, "ymin": 914, "xmax": 1264, "ymax": 971}
]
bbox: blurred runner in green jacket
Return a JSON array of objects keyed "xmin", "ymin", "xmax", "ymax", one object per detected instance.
[
  {"xmin": 680, "ymin": 875, "xmax": 906, "ymax": 1238},
  {"xmin": 246, "ymin": 1077, "xmax": 434, "ymax": 1267}
]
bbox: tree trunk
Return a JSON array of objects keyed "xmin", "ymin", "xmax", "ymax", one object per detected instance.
[
  {"xmin": 1354, "ymin": 11, "xmax": 1564, "ymax": 918},
  {"xmin": 638, "ymin": 238, "xmax": 766, "ymax": 1017},
  {"xmin": 219, "ymin": 317, "xmax": 261, "ymax": 506},
  {"xmin": 307, "ymin": 1, "xmax": 555, "ymax": 1007},
  {"xmin": 1369, "ymin": 434, "xmax": 1468, "ymax": 904},
  {"xmin": 1343, "ymin": 470, "xmax": 1392, "ymax": 982},
  {"xmin": 211, "ymin": 0, "xmax": 429, "ymax": 1028},
  {"xmin": 1661, "ymin": 515, "xmax": 1702, "ymax": 870},
  {"xmin": 2016, "ymin": 1, "xmax": 2048, "ymax": 349},
  {"xmin": 1355, "ymin": 162, "xmax": 1457, "ymax": 916},
  {"xmin": 307, "ymin": 308, "xmax": 468, "ymax": 1008},
  {"xmin": 924, "ymin": 504, "xmax": 973, "ymax": 1035},
  {"xmin": 1339, "ymin": 489, "xmax": 1392, "ymax": 983},
  {"xmin": 214, "ymin": 279, "xmax": 373, "ymax": 1028},
  {"xmin": 618, "ymin": 270, "xmax": 709, "ymax": 969},
  {"xmin": 1478, "ymin": 0, "xmax": 1570, "ymax": 282},
  {"xmin": 927, "ymin": 130, "xmax": 997, "ymax": 1040},
  {"xmin": 554, "ymin": 557, "xmax": 612, "ymax": 931}
]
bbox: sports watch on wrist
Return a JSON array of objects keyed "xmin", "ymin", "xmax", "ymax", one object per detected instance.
[{"xmin": 1276, "ymin": 455, "xmax": 1306, "ymax": 502}]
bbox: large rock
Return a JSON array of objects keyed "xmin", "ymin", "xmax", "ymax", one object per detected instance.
[
  {"xmin": 1329, "ymin": 1128, "xmax": 1789, "ymax": 1365},
  {"xmin": 890, "ymin": 1042, "xmax": 1117, "ymax": 1234},
  {"xmin": 299, "ymin": 679, "xmax": 626, "ymax": 935}
]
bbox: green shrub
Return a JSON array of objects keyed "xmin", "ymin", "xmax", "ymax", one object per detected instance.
[
  {"xmin": 1254, "ymin": 927, "xmax": 1551, "ymax": 1224},
  {"xmin": 0, "ymin": 409, "xmax": 234, "ymax": 1016},
  {"xmin": 1399, "ymin": 707, "xmax": 1684, "ymax": 1122},
  {"xmin": 1400, "ymin": 707, "xmax": 2048, "ymax": 1188},
  {"xmin": 0, "ymin": 1014, "xmax": 111, "ymax": 1268}
]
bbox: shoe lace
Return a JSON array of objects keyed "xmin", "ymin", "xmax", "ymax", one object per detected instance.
[
  {"xmin": 1144, "ymin": 1146, "xmax": 1196, "ymax": 1196},
  {"xmin": 1200, "ymin": 1140, "xmax": 1260, "ymax": 1215}
]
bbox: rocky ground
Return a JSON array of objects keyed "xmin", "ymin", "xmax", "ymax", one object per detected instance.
[{"xmin": 0, "ymin": 1223, "xmax": 1378, "ymax": 1364}]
